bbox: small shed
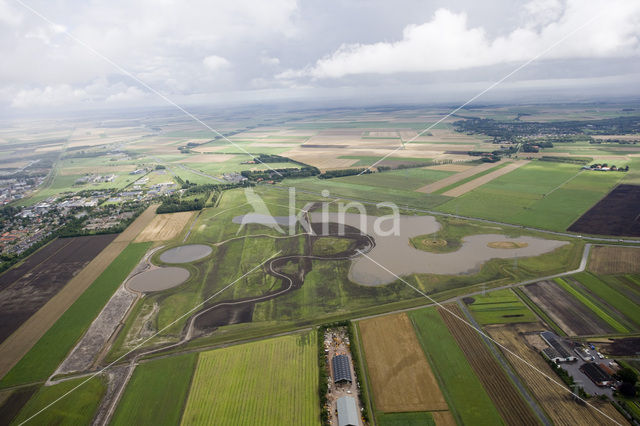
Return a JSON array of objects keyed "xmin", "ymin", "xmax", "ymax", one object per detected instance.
[{"xmin": 337, "ymin": 396, "xmax": 359, "ymax": 426}]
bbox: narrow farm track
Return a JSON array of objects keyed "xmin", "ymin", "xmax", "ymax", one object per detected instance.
[{"xmin": 438, "ymin": 305, "xmax": 539, "ymax": 426}]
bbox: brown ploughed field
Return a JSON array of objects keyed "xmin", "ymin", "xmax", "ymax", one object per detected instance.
[
  {"xmin": 438, "ymin": 305, "xmax": 538, "ymax": 426},
  {"xmin": 588, "ymin": 245, "xmax": 640, "ymax": 274},
  {"xmin": 0, "ymin": 205, "xmax": 157, "ymax": 379}
]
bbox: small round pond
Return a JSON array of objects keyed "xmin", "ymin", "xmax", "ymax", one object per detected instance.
[
  {"xmin": 159, "ymin": 244, "xmax": 212, "ymax": 263},
  {"xmin": 127, "ymin": 267, "xmax": 190, "ymax": 292}
]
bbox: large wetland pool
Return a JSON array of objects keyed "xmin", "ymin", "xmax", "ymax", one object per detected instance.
[
  {"xmin": 308, "ymin": 213, "xmax": 567, "ymax": 286},
  {"xmin": 159, "ymin": 244, "xmax": 212, "ymax": 263},
  {"xmin": 127, "ymin": 267, "xmax": 190, "ymax": 292}
]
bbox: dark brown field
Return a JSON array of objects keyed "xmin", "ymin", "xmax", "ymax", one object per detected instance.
[
  {"xmin": 0, "ymin": 234, "xmax": 116, "ymax": 343},
  {"xmin": 522, "ymin": 281, "xmax": 615, "ymax": 336},
  {"xmin": 568, "ymin": 184, "xmax": 640, "ymax": 236}
]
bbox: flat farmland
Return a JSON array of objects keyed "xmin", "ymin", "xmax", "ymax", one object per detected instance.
[
  {"xmin": 0, "ymin": 234, "xmax": 115, "ymax": 343},
  {"xmin": 487, "ymin": 322, "xmax": 627, "ymax": 426},
  {"xmin": 441, "ymin": 160, "xmax": 528, "ymax": 197},
  {"xmin": 521, "ymin": 280, "xmax": 615, "ymax": 336},
  {"xmin": 181, "ymin": 332, "xmax": 319, "ymax": 426},
  {"xmin": 358, "ymin": 313, "xmax": 448, "ymax": 413},
  {"xmin": 438, "ymin": 305, "xmax": 538, "ymax": 425},
  {"xmin": 568, "ymin": 184, "xmax": 640, "ymax": 236},
  {"xmin": 135, "ymin": 211, "xmax": 195, "ymax": 242},
  {"xmin": 0, "ymin": 242, "xmax": 152, "ymax": 387},
  {"xmin": 437, "ymin": 161, "xmax": 625, "ymax": 231},
  {"xmin": 331, "ymin": 167, "xmax": 455, "ymax": 191},
  {"xmin": 0, "ymin": 205, "xmax": 156, "ymax": 382},
  {"xmin": 570, "ymin": 272, "xmax": 640, "ymax": 329},
  {"xmin": 11, "ymin": 376, "xmax": 106, "ymax": 425},
  {"xmin": 416, "ymin": 161, "xmax": 498, "ymax": 193},
  {"xmin": 111, "ymin": 353, "xmax": 197, "ymax": 426},
  {"xmin": 589, "ymin": 245, "xmax": 640, "ymax": 274},
  {"xmin": 465, "ymin": 289, "xmax": 537, "ymax": 325},
  {"xmin": 408, "ymin": 308, "xmax": 503, "ymax": 425}
]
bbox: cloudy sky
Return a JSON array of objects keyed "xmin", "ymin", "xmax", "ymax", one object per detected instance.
[{"xmin": 1, "ymin": 0, "xmax": 640, "ymax": 113}]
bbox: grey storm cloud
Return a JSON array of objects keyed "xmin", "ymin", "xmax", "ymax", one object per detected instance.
[{"xmin": 1, "ymin": 0, "xmax": 639, "ymax": 111}]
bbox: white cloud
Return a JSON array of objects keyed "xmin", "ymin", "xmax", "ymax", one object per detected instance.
[
  {"xmin": 284, "ymin": 0, "xmax": 640, "ymax": 79},
  {"xmin": 261, "ymin": 56, "xmax": 280, "ymax": 66},
  {"xmin": 203, "ymin": 55, "xmax": 230, "ymax": 71}
]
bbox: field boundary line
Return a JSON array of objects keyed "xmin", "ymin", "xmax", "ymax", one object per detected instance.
[
  {"xmin": 441, "ymin": 160, "xmax": 528, "ymax": 197},
  {"xmin": 358, "ymin": 13, "xmax": 603, "ymax": 174},
  {"xmin": 354, "ymin": 248, "xmax": 622, "ymax": 425},
  {"xmin": 14, "ymin": 0, "xmax": 283, "ymax": 177},
  {"xmin": 17, "ymin": 251, "xmax": 281, "ymax": 425}
]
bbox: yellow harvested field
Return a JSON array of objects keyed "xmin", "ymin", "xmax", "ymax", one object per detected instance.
[
  {"xmin": 176, "ymin": 154, "xmax": 234, "ymax": 163},
  {"xmin": 589, "ymin": 246, "xmax": 640, "ymax": 274},
  {"xmin": 359, "ymin": 313, "xmax": 448, "ymax": 412},
  {"xmin": 135, "ymin": 211, "xmax": 195, "ymax": 242},
  {"xmin": 424, "ymin": 163, "xmax": 474, "ymax": 172},
  {"xmin": 442, "ymin": 160, "xmax": 528, "ymax": 197},
  {"xmin": 432, "ymin": 411, "xmax": 456, "ymax": 426},
  {"xmin": 417, "ymin": 161, "xmax": 498, "ymax": 193},
  {"xmin": 487, "ymin": 323, "xmax": 627, "ymax": 426},
  {"xmin": 192, "ymin": 146, "xmax": 226, "ymax": 153},
  {"xmin": 368, "ymin": 131, "xmax": 399, "ymax": 138},
  {"xmin": 0, "ymin": 205, "xmax": 157, "ymax": 379},
  {"xmin": 59, "ymin": 165, "xmax": 137, "ymax": 175}
]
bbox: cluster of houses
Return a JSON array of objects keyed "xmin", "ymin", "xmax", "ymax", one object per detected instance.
[
  {"xmin": 540, "ymin": 331, "xmax": 620, "ymax": 388},
  {"xmin": 581, "ymin": 163, "xmax": 629, "ymax": 172}
]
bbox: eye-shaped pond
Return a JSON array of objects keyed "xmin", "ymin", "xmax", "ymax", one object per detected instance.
[{"xmin": 309, "ymin": 213, "xmax": 568, "ymax": 286}]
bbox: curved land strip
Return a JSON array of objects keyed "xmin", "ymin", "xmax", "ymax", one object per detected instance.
[
  {"xmin": 442, "ymin": 160, "xmax": 529, "ymax": 197},
  {"xmin": 416, "ymin": 161, "xmax": 499, "ymax": 193},
  {"xmin": 438, "ymin": 305, "xmax": 539, "ymax": 426},
  {"xmin": 0, "ymin": 204, "xmax": 157, "ymax": 380}
]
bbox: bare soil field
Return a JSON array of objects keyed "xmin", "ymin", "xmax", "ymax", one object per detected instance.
[
  {"xmin": 522, "ymin": 281, "xmax": 614, "ymax": 336},
  {"xmin": 438, "ymin": 306, "xmax": 538, "ymax": 426},
  {"xmin": 416, "ymin": 161, "xmax": 498, "ymax": 193},
  {"xmin": 442, "ymin": 160, "xmax": 528, "ymax": 197},
  {"xmin": 359, "ymin": 313, "xmax": 448, "ymax": 412},
  {"xmin": 0, "ymin": 234, "xmax": 116, "ymax": 343},
  {"xmin": 599, "ymin": 337, "xmax": 640, "ymax": 356},
  {"xmin": 432, "ymin": 411, "xmax": 456, "ymax": 426},
  {"xmin": 487, "ymin": 322, "xmax": 627, "ymax": 426},
  {"xmin": 135, "ymin": 211, "xmax": 194, "ymax": 242},
  {"xmin": 0, "ymin": 205, "xmax": 156, "ymax": 379},
  {"xmin": 588, "ymin": 245, "xmax": 640, "ymax": 274},
  {"xmin": 568, "ymin": 184, "xmax": 640, "ymax": 237}
]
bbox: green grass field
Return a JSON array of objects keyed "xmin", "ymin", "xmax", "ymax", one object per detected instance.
[
  {"xmin": 180, "ymin": 332, "xmax": 320, "ymax": 425},
  {"xmin": 377, "ymin": 411, "xmax": 435, "ymax": 425},
  {"xmin": 11, "ymin": 376, "xmax": 106, "ymax": 425},
  {"xmin": 554, "ymin": 277, "xmax": 629, "ymax": 333},
  {"xmin": 408, "ymin": 308, "xmax": 504, "ymax": 425},
  {"xmin": 466, "ymin": 289, "xmax": 537, "ymax": 325},
  {"xmin": 571, "ymin": 273, "xmax": 640, "ymax": 330},
  {"xmin": 0, "ymin": 242, "xmax": 152, "ymax": 388},
  {"xmin": 312, "ymin": 237, "xmax": 353, "ymax": 255},
  {"xmin": 328, "ymin": 167, "xmax": 454, "ymax": 191},
  {"xmin": 111, "ymin": 353, "xmax": 197, "ymax": 426},
  {"xmin": 437, "ymin": 161, "xmax": 626, "ymax": 231},
  {"xmin": 433, "ymin": 162, "xmax": 509, "ymax": 194}
]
